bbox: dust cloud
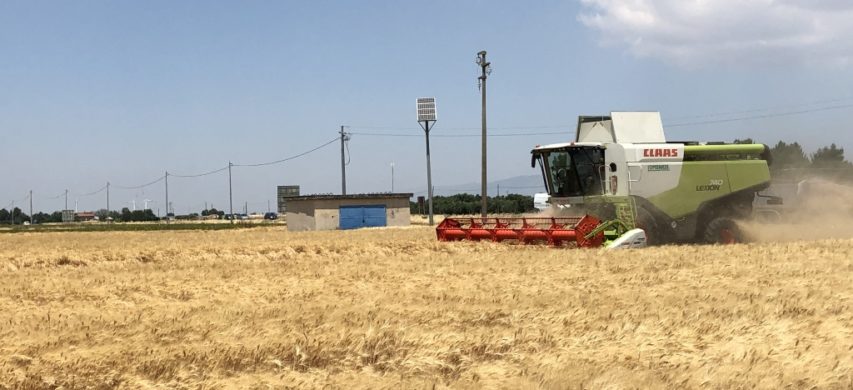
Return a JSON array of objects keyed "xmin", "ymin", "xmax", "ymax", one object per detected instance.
[{"xmin": 741, "ymin": 178, "xmax": 853, "ymax": 242}]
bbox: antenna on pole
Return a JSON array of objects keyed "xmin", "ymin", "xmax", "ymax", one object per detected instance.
[{"xmin": 476, "ymin": 50, "xmax": 491, "ymax": 219}]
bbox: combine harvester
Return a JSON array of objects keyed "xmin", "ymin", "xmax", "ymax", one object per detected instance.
[{"xmin": 437, "ymin": 112, "xmax": 772, "ymax": 248}]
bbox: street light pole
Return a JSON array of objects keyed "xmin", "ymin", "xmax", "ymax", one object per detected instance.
[{"xmin": 416, "ymin": 97, "xmax": 438, "ymax": 226}]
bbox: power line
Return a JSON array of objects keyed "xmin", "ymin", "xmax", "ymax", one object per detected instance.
[
  {"xmin": 667, "ymin": 96, "xmax": 853, "ymax": 121},
  {"xmin": 348, "ymin": 131, "xmax": 568, "ymax": 138},
  {"xmin": 232, "ymin": 137, "xmax": 338, "ymax": 167},
  {"xmin": 170, "ymin": 166, "xmax": 230, "ymax": 178},
  {"xmin": 73, "ymin": 184, "xmax": 109, "ymax": 197},
  {"xmin": 349, "ymin": 124, "xmax": 570, "ymax": 131},
  {"xmin": 667, "ymin": 103, "xmax": 853, "ymax": 127},
  {"xmin": 112, "ymin": 175, "xmax": 166, "ymax": 190}
]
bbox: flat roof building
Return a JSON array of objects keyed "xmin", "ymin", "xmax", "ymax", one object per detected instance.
[{"xmin": 285, "ymin": 193, "xmax": 412, "ymax": 231}]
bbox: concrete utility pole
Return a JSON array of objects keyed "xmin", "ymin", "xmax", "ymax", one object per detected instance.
[
  {"xmin": 64, "ymin": 189, "xmax": 69, "ymax": 211},
  {"xmin": 164, "ymin": 171, "xmax": 169, "ymax": 223},
  {"xmin": 106, "ymin": 182, "xmax": 110, "ymax": 213},
  {"xmin": 477, "ymin": 50, "xmax": 491, "ymax": 219},
  {"xmin": 29, "ymin": 190, "xmax": 32, "ymax": 223},
  {"xmin": 228, "ymin": 162, "xmax": 234, "ymax": 224},
  {"xmin": 340, "ymin": 126, "xmax": 348, "ymax": 195},
  {"xmin": 390, "ymin": 162, "xmax": 395, "ymax": 192}
]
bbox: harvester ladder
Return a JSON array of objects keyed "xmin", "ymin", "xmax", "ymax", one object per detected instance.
[{"xmin": 615, "ymin": 197, "xmax": 637, "ymax": 230}]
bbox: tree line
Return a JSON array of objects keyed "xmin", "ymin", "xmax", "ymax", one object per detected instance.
[{"xmin": 411, "ymin": 193, "xmax": 537, "ymax": 215}]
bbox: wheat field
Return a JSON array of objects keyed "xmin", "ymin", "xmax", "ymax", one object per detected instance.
[{"xmin": 1, "ymin": 226, "xmax": 852, "ymax": 389}]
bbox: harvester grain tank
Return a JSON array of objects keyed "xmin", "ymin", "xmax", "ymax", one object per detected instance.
[{"xmin": 436, "ymin": 112, "xmax": 772, "ymax": 247}]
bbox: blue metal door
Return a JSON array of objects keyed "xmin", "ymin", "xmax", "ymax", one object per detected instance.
[{"xmin": 339, "ymin": 205, "xmax": 386, "ymax": 229}]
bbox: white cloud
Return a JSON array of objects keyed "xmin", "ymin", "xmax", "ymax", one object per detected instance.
[{"xmin": 578, "ymin": 0, "xmax": 853, "ymax": 68}]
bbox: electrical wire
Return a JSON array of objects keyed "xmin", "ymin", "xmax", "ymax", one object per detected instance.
[
  {"xmin": 73, "ymin": 184, "xmax": 109, "ymax": 197},
  {"xmin": 232, "ymin": 137, "xmax": 338, "ymax": 167},
  {"xmin": 1, "ymin": 193, "xmax": 30, "ymax": 210},
  {"xmin": 349, "ymin": 125, "xmax": 571, "ymax": 131},
  {"xmin": 348, "ymin": 131, "xmax": 568, "ymax": 138},
  {"xmin": 112, "ymin": 175, "xmax": 166, "ymax": 190},
  {"xmin": 170, "ymin": 166, "xmax": 230, "ymax": 178},
  {"xmin": 667, "ymin": 103, "xmax": 853, "ymax": 127},
  {"xmin": 46, "ymin": 191, "xmax": 66, "ymax": 200},
  {"xmin": 667, "ymin": 96, "xmax": 853, "ymax": 121}
]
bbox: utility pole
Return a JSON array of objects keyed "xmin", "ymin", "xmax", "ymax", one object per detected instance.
[
  {"xmin": 390, "ymin": 162, "xmax": 395, "ymax": 192},
  {"xmin": 228, "ymin": 162, "xmax": 234, "ymax": 224},
  {"xmin": 29, "ymin": 190, "xmax": 32, "ymax": 224},
  {"xmin": 340, "ymin": 126, "xmax": 348, "ymax": 195},
  {"xmin": 106, "ymin": 182, "xmax": 110, "ymax": 214},
  {"xmin": 477, "ymin": 50, "xmax": 491, "ymax": 219},
  {"xmin": 64, "ymin": 189, "xmax": 69, "ymax": 211},
  {"xmin": 164, "ymin": 171, "xmax": 169, "ymax": 223}
]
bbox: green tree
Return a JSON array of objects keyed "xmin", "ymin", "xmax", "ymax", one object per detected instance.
[
  {"xmin": 31, "ymin": 212, "xmax": 52, "ymax": 224},
  {"xmin": 121, "ymin": 207, "xmax": 132, "ymax": 222},
  {"xmin": 811, "ymin": 143, "xmax": 846, "ymax": 167},
  {"xmin": 770, "ymin": 141, "xmax": 809, "ymax": 171},
  {"xmin": 733, "ymin": 138, "xmax": 755, "ymax": 144}
]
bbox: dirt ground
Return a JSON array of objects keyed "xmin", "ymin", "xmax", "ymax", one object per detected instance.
[{"xmin": 1, "ymin": 227, "xmax": 851, "ymax": 389}]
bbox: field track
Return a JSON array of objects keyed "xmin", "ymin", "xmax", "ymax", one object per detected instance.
[{"xmin": 1, "ymin": 227, "xmax": 852, "ymax": 389}]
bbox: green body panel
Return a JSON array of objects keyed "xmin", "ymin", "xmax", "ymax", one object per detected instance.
[
  {"xmin": 647, "ymin": 160, "xmax": 769, "ymax": 219},
  {"xmin": 727, "ymin": 160, "xmax": 771, "ymax": 192},
  {"xmin": 683, "ymin": 144, "xmax": 765, "ymax": 156}
]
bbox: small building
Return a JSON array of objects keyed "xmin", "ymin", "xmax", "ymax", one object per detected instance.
[
  {"xmin": 286, "ymin": 193, "xmax": 413, "ymax": 231},
  {"xmin": 75, "ymin": 211, "xmax": 97, "ymax": 222}
]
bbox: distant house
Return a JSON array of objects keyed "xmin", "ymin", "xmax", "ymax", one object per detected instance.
[{"xmin": 75, "ymin": 211, "xmax": 97, "ymax": 222}]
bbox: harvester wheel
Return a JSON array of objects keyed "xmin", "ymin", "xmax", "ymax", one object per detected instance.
[
  {"xmin": 635, "ymin": 207, "xmax": 660, "ymax": 245},
  {"xmin": 703, "ymin": 217, "xmax": 743, "ymax": 244}
]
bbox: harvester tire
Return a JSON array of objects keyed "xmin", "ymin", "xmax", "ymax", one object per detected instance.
[
  {"xmin": 703, "ymin": 217, "xmax": 743, "ymax": 244},
  {"xmin": 635, "ymin": 207, "xmax": 660, "ymax": 245}
]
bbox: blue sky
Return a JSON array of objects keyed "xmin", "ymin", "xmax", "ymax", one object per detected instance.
[{"xmin": 2, "ymin": 1, "xmax": 852, "ymax": 213}]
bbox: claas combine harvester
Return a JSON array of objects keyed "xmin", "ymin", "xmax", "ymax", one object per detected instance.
[{"xmin": 437, "ymin": 112, "xmax": 772, "ymax": 248}]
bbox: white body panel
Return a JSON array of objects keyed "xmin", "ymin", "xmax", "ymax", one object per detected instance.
[
  {"xmin": 606, "ymin": 228, "xmax": 648, "ymax": 249},
  {"xmin": 576, "ymin": 112, "xmax": 665, "ymax": 144},
  {"xmin": 622, "ymin": 144, "xmax": 684, "ymax": 198},
  {"xmin": 577, "ymin": 119, "xmax": 614, "ymax": 143},
  {"xmin": 533, "ymin": 193, "xmax": 550, "ymax": 211}
]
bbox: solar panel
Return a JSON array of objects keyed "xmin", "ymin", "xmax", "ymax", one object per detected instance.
[{"xmin": 416, "ymin": 97, "xmax": 437, "ymax": 122}]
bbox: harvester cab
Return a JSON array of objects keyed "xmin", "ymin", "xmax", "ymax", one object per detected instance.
[{"xmin": 437, "ymin": 112, "xmax": 772, "ymax": 248}]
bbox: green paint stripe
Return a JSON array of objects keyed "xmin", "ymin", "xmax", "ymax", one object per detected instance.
[{"xmin": 684, "ymin": 144, "xmax": 766, "ymax": 155}]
